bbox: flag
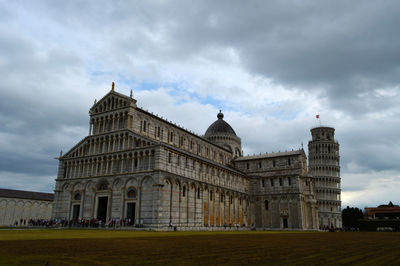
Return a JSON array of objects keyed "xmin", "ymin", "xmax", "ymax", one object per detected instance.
[{"xmin": 316, "ymin": 114, "xmax": 319, "ymax": 119}]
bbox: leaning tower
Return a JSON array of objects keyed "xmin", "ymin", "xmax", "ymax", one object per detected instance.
[{"xmin": 308, "ymin": 127, "xmax": 342, "ymax": 229}]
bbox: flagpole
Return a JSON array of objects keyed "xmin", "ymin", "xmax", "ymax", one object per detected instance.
[{"xmin": 316, "ymin": 114, "xmax": 321, "ymax": 127}]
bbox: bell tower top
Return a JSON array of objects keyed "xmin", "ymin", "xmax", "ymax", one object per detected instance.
[{"xmin": 310, "ymin": 126, "xmax": 335, "ymax": 142}]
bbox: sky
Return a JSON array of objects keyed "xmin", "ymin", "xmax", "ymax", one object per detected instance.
[{"xmin": 1, "ymin": 0, "xmax": 400, "ymax": 209}]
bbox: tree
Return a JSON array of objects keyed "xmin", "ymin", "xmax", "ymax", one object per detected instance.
[{"xmin": 342, "ymin": 206, "xmax": 364, "ymax": 228}]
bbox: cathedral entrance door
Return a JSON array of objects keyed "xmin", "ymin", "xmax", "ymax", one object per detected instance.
[
  {"xmin": 72, "ymin": 204, "xmax": 80, "ymax": 220},
  {"xmin": 97, "ymin": 196, "xmax": 108, "ymax": 221},
  {"xmin": 283, "ymin": 218, "xmax": 288, "ymax": 228},
  {"xmin": 126, "ymin": 202, "xmax": 136, "ymax": 224}
]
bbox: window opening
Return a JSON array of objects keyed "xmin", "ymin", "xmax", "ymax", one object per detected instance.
[
  {"xmin": 74, "ymin": 193, "xmax": 81, "ymax": 200},
  {"xmin": 127, "ymin": 189, "xmax": 136, "ymax": 198}
]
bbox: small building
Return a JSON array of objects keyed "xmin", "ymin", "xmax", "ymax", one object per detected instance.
[
  {"xmin": 0, "ymin": 188, "xmax": 54, "ymax": 226},
  {"xmin": 364, "ymin": 202, "xmax": 400, "ymax": 220}
]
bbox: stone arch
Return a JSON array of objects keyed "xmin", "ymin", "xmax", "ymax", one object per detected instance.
[
  {"xmin": 62, "ymin": 182, "xmax": 71, "ymax": 191},
  {"xmin": 0, "ymin": 200, "xmax": 8, "ymax": 225},
  {"xmin": 126, "ymin": 187, "xmax": 137, "ymax": 199},
  {"xmin": 73, "ymin": 182, "xmax": 83, "ymax": 191},
  {"xmin": 140, "ymin": 176, "xmax": 155, "ymax": 224},
  {"xmin": 31, "ymin": 201, "xmax": 39, "ymax": 218},
  {"xmin": 182, "ymin": 180, "xmax": 189, "ymax": 190},
  {"xmin": 174, "ymin": 178, "xmax": 182, "ymax": 191},
  {"xmin": 125, "ymin": 177, "xmax": 139, "ymax": 188},
  {"xmin": 141, "ymin": 176, "xmax": 155, "ymax": 187},
  {"xmin": 22, "ymin": 201, "xmax": 32, "ymax": 220},
  {"xmin": 73, "ymin": 192, "xmax": 82, "ymax": 201},
  {"xmin": 163, "ymin": 177, "xmax": 174, "ymax": 223},
  {"xmin": 97, "ymin": 179, "xmax": 110, "ymax": 191},
  {"xmin": 15, "ymin": 200, "xmax": 24, "ymax": 220},
  {"xmin": 85, "ymin": 181, "xmax": 95, "ymax": 192},
  {"xmin": 164, "ymin": 177, "xmax": 173, "ymax": 188},
  {"xmin": 112, "ymin": 178, "xmax": 123, "ymax": 190}
]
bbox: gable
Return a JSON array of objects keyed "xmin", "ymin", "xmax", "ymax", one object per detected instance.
[
  {"xmin": 62, "ymin": 129, "xmax": 157, "ymax": 159},
  {"xmin": 89, "ymin": 89, "xmax": 137, "ymax": 115}
]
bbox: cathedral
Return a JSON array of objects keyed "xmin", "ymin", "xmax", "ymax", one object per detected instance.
[{"xmin": 52, "ymin": 83, "xmax": 341, "ymax": 230}]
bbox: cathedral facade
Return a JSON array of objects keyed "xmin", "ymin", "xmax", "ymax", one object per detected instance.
[{"xmin": 52, "ymin": 84, "xmax": 339, "ymax": 230}]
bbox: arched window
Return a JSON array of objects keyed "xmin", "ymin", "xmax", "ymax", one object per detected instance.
[
  {"xmin": 265, "ymin": 200, "xmax": 269, "ymax": 210},
  {"xmin": 74, "ymin": 193, "xmax": 81, "ymax": 201},
  {"xmin": 182, "ymin": 186, "xmax": 186, "ymax": 197},
  {"xmin": 127, "ymin": 189, "xmax": 136, "ymax": 198},
  {"xmin": 99, "ymin": 183, "xmax": 108, "ymax": 190},
  {"xmin": 197, "ymin": 188, "xmax": 201, "ymax": 199}
]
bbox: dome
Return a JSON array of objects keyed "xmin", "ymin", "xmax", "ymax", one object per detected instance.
[{"xmin": 204, "ymin": 111, "xmax": 237, "ymax": 137}]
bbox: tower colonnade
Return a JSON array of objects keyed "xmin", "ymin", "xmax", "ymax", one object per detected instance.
[{"xmin": 308, "ymin": 127, "xmax": 341, "ymax": 229}]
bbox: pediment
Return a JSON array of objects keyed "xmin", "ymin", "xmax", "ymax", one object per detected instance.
[
  {"xmin": 62, "ymin": 129, "xmax": 157, "ymax": 159},
  {"xmin": 89, "ymin": 88, "xmax": 137, "ymax": 115}
]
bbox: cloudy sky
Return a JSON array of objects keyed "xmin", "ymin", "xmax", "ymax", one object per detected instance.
[{"xmin": 1, "ymin": 0, "xmax": 400, "ymax": 208}]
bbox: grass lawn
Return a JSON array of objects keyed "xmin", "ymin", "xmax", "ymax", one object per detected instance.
[{"xmin": 0, "ymin": 229, "xmax": 399, "ymax": 265}]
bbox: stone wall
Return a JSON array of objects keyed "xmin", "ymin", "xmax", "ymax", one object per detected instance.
[{"xmin": 0, "ymin": 197, "xmax": 52, "ymax": 226}]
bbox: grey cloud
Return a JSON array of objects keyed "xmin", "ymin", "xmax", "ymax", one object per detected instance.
[
  {"xmin": 0, "ymin": 25, "xmax": 94, "ymax": 189},
  {"xmin": 32, "ymin": 0, "xmax": 400, "ymax": 115},
  {"xmin": 1, "ymin": 0, "xmax": 400, "ymax": 207}
]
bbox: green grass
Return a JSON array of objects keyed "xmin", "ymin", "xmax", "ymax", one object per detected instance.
[
  {"xmin": 0, "ymin": 229, "xmax": 399, "ymax": 265},
  {"xmin": 0, "ymin": 229, "xmax": 300, "ymax": 241}
]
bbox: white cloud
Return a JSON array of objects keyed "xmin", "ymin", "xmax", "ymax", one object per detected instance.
[{"xmin": 342, "ymin": 171, "xmax": 400, "ymax": 208}]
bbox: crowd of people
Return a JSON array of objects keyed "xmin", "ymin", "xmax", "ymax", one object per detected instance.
[
  {"xmin": 321, "ymin": 225, "xmax": 343, "ymax": 232},
  {"xmin": 13, "ymin": 219, "xmax": 343, "ymax": 231},
  {"xmin": 65, "ymin": 218, "xmax": 140, "ymax": 228},
  {"xmin": 13, "ymin": 218, "xmax": 140, "ymax": 228},
  {"xmin": 13, "ymin": 218, "xmax": 55, "ymax": 227}
]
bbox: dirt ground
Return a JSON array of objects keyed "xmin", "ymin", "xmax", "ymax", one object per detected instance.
[{"xmin": 0, "ymin": 230, "xmax": 399, "ymax": 265}]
